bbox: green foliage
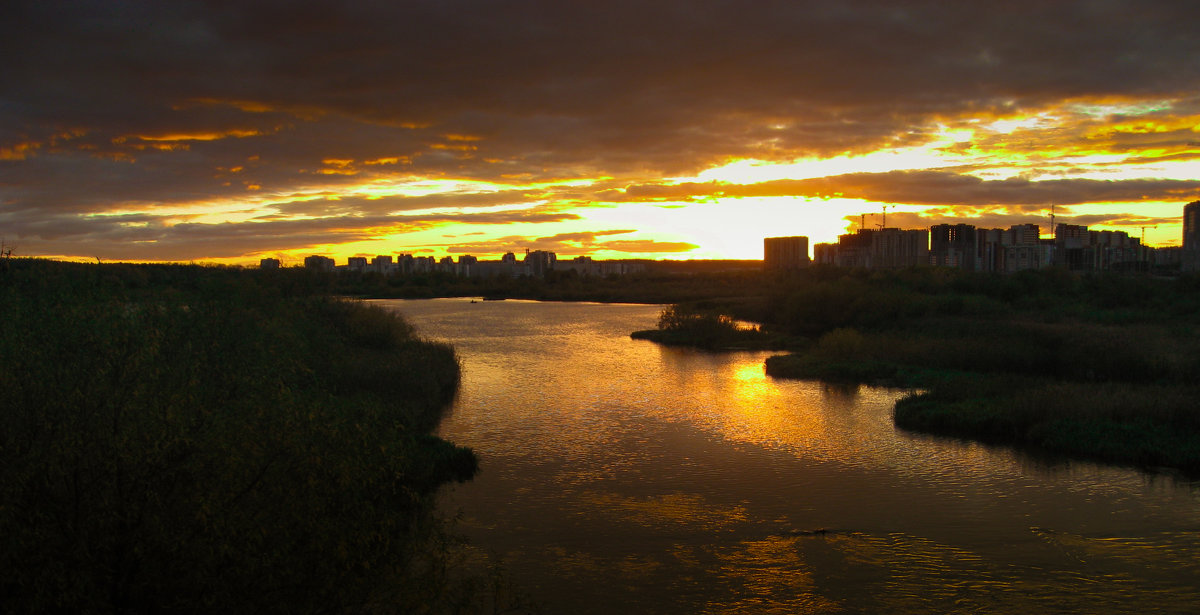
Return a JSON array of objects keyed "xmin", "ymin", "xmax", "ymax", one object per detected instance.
[{"xmin": 0, "ymin": 260, "xmax": 482, "ymax": 613}]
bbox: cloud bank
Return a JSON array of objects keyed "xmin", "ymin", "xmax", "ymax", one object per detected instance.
[{"xmin": 2, "ymin": 1, "xmax": 1198, "ymax": 259}]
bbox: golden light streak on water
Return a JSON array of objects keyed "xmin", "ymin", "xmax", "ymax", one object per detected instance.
[{"xmin": 384, "ymin": 299, "xmax": 1200, "ymax": 614}]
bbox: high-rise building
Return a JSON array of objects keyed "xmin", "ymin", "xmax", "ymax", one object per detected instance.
[
  {"xmin": 303, "ymin": 255, "xmax": 335, "ymax": 271},
  {"xmin": 763, "ymin": 236, "xmax": 810, "ymax": 270},
  {"xmin": 872, "ymin": 228, "xmax": 929, "ymax": 269},
  {"xmin": 524, "ymin": 250, "xmax": 557, "ymax": 276},
  {"xmin": 811, "ymin": 228, "xmax": 927, "ymax": 269},
  {"xmin": 1054, "ymin": 223, "xmax": 1090, "ymax": 271},
  {"xmin": 930, "ymin": 224, "xmax": 977, "ymax": 270},
  {"xmin": 371, "ymin": 255, "xmax": 393, "ymax": 273},
  {"xmin": 1185, "ymin": 200, "xmax": 1200, "ymax": 272}
]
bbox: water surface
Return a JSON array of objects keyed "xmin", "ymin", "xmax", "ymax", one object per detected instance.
[{"xmin": 379, "ymin": 298, "xmax": 1200, "ymax": 614}]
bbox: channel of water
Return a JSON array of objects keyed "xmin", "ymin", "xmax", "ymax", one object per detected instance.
[{"xmin": 379, "ymin": 298, "xmax": 1200, "ymax": 614}]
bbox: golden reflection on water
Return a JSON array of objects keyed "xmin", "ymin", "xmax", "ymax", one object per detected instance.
[
  {"xmin": 386, "ymin": 299, "xmax": 1200, "ymax": 614},
  {"xmin": 718, "ymin": 361, "xmax": 829, "ymax": 449},
  {"xmin": 706, "ymin": 537, "xmax": 836, "ymax": 614},
  {"xmin": 649, "ymin": 348, "xmax": 913, "ymax": 468},
  {"xmin": 577, "ymin": 491, "xmax": 749, "ymax": 530}
]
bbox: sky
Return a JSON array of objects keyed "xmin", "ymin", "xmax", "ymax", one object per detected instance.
[{"xmin": 3, "ymin": 0, "xmax": 1200, "ymax": 265}]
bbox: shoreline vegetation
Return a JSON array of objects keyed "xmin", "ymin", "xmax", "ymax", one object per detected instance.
[
  {"xmin": 629, "ymin": 305, "xmax": 790, "ymax": 351},
  {"xmin": 0, "ymin": 259, "xmax": 534, "ymax": 613},
  {"xmin": 14, "ymin": 258, "xmax": 1190, "ymax": 477},
  {"xmin": 4, "ymin": 256, "xmax": 1198, "ymax": 611},
  {"xmin": 327, "ymin": 258, "xmax": 1200, "ymax": 475},
  {"xmin": 629, "ymin": 266, "xmax": 1200, "ymax": 476}
]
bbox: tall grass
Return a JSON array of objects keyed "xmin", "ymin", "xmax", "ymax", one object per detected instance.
[
  {"xmin": 0, "ymin": 260, "xmax": 481, "ymax": 613},
  {"xmin": 753, "ymin": 267, "xmax": 1200, "ymax": 475}
]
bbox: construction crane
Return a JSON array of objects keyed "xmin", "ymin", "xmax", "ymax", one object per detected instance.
[{"xmin": 1138, "ymin": 225, "xmax": 1158, "ymax": 273}]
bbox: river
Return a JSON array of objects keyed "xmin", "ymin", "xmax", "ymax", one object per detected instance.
[{"xmin": 378, "ymin": 298, "xmax": 1200, "ymax": 614}]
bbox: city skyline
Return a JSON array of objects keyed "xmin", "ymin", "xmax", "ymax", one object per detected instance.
[{"xmin": 3, "ymin": 1, "xmax": 1200, "ymax": 265}]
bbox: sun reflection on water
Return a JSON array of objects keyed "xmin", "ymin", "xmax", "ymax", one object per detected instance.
[{"xmin": 384, "ymin": 299, "xmax": 1200, "ymax": 614}]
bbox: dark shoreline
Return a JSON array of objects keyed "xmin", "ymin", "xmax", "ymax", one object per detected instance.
[
  {"xmin": 359, "ymin": 265, "xmax": 1200, "ymax": 477},
  {"xmin": 614, "ymin": 267, "xmax": 1200, "ymax": 478}
]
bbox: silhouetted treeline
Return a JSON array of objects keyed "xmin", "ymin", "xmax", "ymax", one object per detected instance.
[
  {"xmin": 754, "ymin": 265, "xmax": 1200, "ymax": 335},
  {"xmin": 328, "ymin": 266, "xmax": 768, "ymax": 304},
  {"xmin": 0, "ymin": 260, "xmax": 502, "ymax": 613}
]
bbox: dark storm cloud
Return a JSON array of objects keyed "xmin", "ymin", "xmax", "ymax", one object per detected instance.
[
  {"xmin": 3, "ymin": 0, "xmax": 1200, "ymax": 258},
  {"xmin": 6, "ymin": 0, "xmax": 1199, "ymax": 170},
  {"xmin": 267, "ymin": 188, "xmax": 566, "ymax": 217},
  {"xmin": 2, "ymin": 207, "xmax": 581, "ymax": 261},
  {"xmin": 606, "ymin": 171, "xmax": 1200, "ymax": 207}
]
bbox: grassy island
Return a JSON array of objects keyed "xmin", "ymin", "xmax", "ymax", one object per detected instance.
[
  {"xmin": 0, "ymin": 260, "xmax": 485, "ymax": 613},
  {"xmin": 630, "ymin": 304, "xmax": 788, "ymax": 350}
]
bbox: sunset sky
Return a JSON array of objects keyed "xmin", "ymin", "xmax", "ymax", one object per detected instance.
[{"xmin": 3, "ymin": 0, "xmax": 1200, "ymax": 264}]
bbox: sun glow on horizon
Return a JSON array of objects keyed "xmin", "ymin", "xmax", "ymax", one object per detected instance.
[
  {"xmin": 19, "ymin": 95, "xmax": 1198, "ymax": 265},
  {"xmin": 688, "ymin": 144, "xmax": 966, "ymax": 186}
]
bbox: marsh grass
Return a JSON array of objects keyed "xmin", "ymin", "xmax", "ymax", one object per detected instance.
[
  {"xmin": 0, "ymin": 260, "xmax": 496, "ymax": 613},
  {"xmin": 896, "ymin": 380, "xmax": 1200, "ymax": 471},
  {"xmin": 748, "ymin": 268, "xmax": 1200, "ymax": 475}
]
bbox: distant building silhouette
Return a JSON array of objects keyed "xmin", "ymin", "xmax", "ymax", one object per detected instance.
[
  {"xmin": 417, "ymin": 256, "xmax": 437, "ymax": 272},
  {"xmin": 930, "ymin": 224, "xmax": 978, "ymax": 270},
  {"xmin": 371, "ymin": 255, "xmax": 393, "ymax": 273},
  {"xmin": 763, "ymin": 236, "xmax": 810, "ymax": 270},
  {"xmin": 1056, "ymin": 224, "xmax": 1147, "ymax": 272},
  {"xmin": 809, "ymin": 213, "xmax": 1177, "ymax": 274},
  {"xmin": 1000, "ymin": 224, "xmax": 1050, "ymax": 273},
  {"xmin": 303, "ymin": 255, "xmax": 335, "ymax": 271},
  {"xmin": 524, "ymin": 250, "xmax": 557, "ymax": 276},
  {"xmin": 814, "ymin": 228, "xmax": 928, "ymax": 269},
  {"xmin": 557, "ymin": 256, "xmax": 647, "ymax": 276},
  {"xmin": 259, "ymin": 258, "xmax": 280, "ymax": 270},
  {"xmin": 1185, "ymin": 200, "xmax": 1200, "ymax": 272},
  {"xmin": 457, "ymin": 255, "xmax": 478, "ymax": 276}
]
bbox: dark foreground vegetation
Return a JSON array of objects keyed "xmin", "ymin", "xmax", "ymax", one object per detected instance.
[
  {"xmin": 640, "ymin": 266, "xmax": 1200, "ymax": 475},
  {"xmin": 0, "ymin": 260, "xmax": 519, "ymax": 613}
]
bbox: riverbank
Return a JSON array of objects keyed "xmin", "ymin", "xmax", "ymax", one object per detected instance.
[
  {"xmin": 0, "ymin": 260, "xmax": 485, "ymax": 612},
  {"xmin": 380, "ymin": 296, "xmax": 1200, "ymax": 614},
  {"xmin": 351, "ymin": 263, "xmax": 1200, "ymax": 474},
  {"xmin": 636, "ymin": 268, "xmax": 1200, "ymax": 476},
  {"xmin": 766, "ymin": 353, "xmax": 1200, "ymax": 473}
]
